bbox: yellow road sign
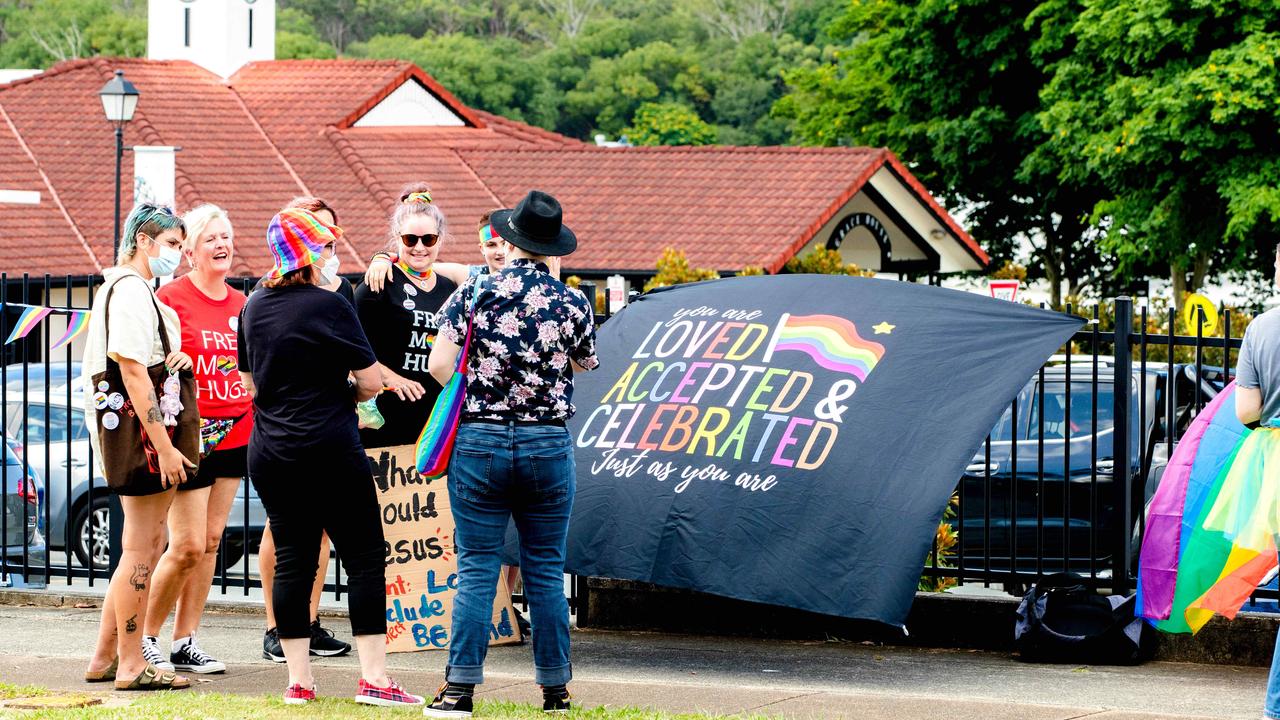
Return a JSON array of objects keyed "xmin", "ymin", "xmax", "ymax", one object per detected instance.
[{"xmin": 1182, "ymin": 293, "xmax": 1219, "ymax": 336}]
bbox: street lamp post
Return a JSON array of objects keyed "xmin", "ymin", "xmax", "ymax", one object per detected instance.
[
  {"xmin": 96, "ymin": 69, "xmax": 137, "ymax": 575},
  {"xmin": 98, "ymin": 69, "xmax": 138, "ymax": 263}
]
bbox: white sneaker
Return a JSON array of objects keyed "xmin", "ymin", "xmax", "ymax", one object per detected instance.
[
  {"xmin": 141, "ymin": 635, "xmax": 176, "ymax": 671},
  {"xmin": 170, "ymin": 636, "xmax": 227, "ymax": 674}
]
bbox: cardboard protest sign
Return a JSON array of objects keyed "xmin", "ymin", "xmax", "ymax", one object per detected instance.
[
  {"xmin": 565, "ymin": 275, "xmax": 1083, "ymax": 627},
  {"xmin": 368, "ymin": 444, "xmax": 520, "ymax": 653}
]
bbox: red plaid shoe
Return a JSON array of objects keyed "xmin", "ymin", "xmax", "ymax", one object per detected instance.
[
  {"xmin": 283, "ymin": 683, "xmax": 316, "ymax": 705},
  {"xmin": 354, "ymin": 677, "xmax": 425, "ymax": 707}
]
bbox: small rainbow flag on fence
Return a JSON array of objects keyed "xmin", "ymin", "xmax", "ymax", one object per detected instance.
[
  {"xmin": 4, "ymin": 306, "xmax": 53, "ymax": 345},
  {"xmin": 3, "ymin": 303, "xmax": 91, "ymax": 347},
  {"xmin": 50, "ymin": 310, "xmax": 89, "ymax": 351},
  {"xmin": 762, "ymin": 313, "xmax": 886, "ymax": 381}
]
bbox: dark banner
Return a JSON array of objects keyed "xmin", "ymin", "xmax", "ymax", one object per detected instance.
[{"xmin": 564, "ymin": 275, "xmax": 1083, "ymax": 626}]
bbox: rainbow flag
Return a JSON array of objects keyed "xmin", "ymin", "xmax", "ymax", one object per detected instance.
[
  {"xmin": 763, "ymin": 313, "xmax": 885, "ymax": 381},
  {"xmin": 50, "ymin": 310, "xmax": 89, "ymax": 351},
  {"xmin": 4, "ymin": 306, "xmax": 53, "ymax": 345},
  {"xmin": 1137, "ymin": 382, "xmax": 1276, "ymax": 634}
]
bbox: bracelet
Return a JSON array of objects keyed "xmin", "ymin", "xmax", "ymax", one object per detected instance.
[{"xmin": 370, "ymin": 252, "xmax": 396, "ymax": 264}]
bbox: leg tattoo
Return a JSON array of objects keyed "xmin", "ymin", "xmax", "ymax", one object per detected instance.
[
  {"xmin": 125, "ymin": 614, "xmax": 137, "ymax": 634},
  {"xmin": 130, "ymin": 564, "xmax": 149, "ymax": 591}
]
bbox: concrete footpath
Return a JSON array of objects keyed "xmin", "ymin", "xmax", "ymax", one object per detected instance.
[{"xmin": 0, "ymin": 602, "xmax": 1268, "ymax": 719}]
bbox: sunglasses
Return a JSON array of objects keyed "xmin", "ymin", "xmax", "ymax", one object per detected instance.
[{"xmin": 400, "ymin": 233, "xmax": 440, "ymax": 248}]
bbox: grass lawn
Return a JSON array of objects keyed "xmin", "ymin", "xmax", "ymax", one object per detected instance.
[{"xmin": 0, "ymin": 683, "xmax": 768, "ymax": 719}]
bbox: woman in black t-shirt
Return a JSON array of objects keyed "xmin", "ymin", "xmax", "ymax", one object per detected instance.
[
  {"xmin": 239, "ymin": 208, "xmax": 423, "ymax": 707},
  {"xmin": 354, "ymin": 183, "xmax": 458, "ymax": 448}
]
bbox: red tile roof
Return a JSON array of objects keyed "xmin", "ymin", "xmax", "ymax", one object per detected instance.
[{"xmin": 0, "ymin": 57, "xmax": 984, "ymax": 280}]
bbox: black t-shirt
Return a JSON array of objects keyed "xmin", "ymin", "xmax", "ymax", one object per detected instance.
[
  {"xmin": 335, "ymin": 276, "xmax": 355, "ymax": 306},
  {"xmin": 238, "ymin": 284, "xmax": 377, "ymax": 465},
  {"xmin": 354, "ymin": 265, "xmax": 458, "ymax": 447}
]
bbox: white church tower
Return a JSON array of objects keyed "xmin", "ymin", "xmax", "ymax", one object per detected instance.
[{"xmin": 148, "ymin": 0, "xmax": 275, "ymax": 79}]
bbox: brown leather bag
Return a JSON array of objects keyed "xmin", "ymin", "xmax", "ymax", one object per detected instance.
[{"xmin": 90, "ymin": 276, "xmax": 200, "ymax": 493}]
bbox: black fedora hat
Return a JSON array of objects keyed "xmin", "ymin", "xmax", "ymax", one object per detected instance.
[{"xmin": 491, "ymin": 190, "xmax": 577, "ymax": 257}]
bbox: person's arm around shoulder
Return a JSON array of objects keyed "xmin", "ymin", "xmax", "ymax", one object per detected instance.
[
  {"xmin": 1235, "ymin": 322, "xmax": 1263, "ymax": 426},
  {"xmin": 363, "ymin": 252, "xmax": 395, "ymax": 293},
  {"xmin": 433, "ymin": 262, "xmax": 470, "ymax": 286}
]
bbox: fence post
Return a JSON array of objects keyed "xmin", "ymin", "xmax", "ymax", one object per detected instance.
[{"xmin": 1112, "ymin": 296, "xmax": 1134, "ymax": 593}]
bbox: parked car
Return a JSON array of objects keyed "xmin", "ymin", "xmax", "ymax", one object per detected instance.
[
  {"xmin": 953, "ymin": 360, "xmax": 1223, "ymax": 583},
  {"xmin": 2, "ymin": 439, "xmax": 46, "ymax": 584},
  {"xmin": 3, "ymin": 362, "xmax": 82, "ymax": 394},
  {"xmin": 3, "ymin": 392, "xmax": 266, "ymax": 571}
]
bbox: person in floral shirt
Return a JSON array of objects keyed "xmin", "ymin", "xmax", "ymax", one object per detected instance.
[{"xmin": 425, "ymin": 190, "xmax": 596, "ymax": 718}]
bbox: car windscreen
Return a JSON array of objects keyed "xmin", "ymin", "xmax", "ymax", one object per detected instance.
[
  {"xmin": 4, "ymin": 402, "xmax": 87, "ymax": 445},
  {"xmin": 1027, "ymin": 383, "xmax": 1116, "ymax": 440}
]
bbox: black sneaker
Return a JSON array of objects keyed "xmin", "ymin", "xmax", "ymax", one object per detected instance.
[
  {"xmin": 262, "ymin": 627, "xmax": 286, "ymax": 663},
  {"xmin": 422, "ymin": 682, "xmax": 474, "ymax": 718},
  {"xmin": 515, "ymin": 608, "xmax": 532, "ymax": 638},
  {"xmin": 170, "ymin": 636, "xmax": 226, "ymax": 674},
  {"xmin": 309, "ymin": 620, "xmax": 352, "ymax": 657},
  {"xmin": 542, "ymin": 685, "xmax": 571, "ymax": 714}
]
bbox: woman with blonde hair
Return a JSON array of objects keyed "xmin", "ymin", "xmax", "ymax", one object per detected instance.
[
  {"xmin": 81, "ymin": 204, "xmax": 195, "ymax": 690},
  {"xmin": 135, "ymin": 204, "xmax": 251, "ymax": 674},
  {"xmin": 353, "ymin": 183, "xmax": 459, "ymax": 448}
]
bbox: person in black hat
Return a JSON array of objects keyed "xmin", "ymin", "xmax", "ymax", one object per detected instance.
[{"xmin": 424, "ymin": 190, "xmax": 598, "ymax": 717}]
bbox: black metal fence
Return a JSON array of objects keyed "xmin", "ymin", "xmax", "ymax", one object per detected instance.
[{"xmin": 1, "ymin": 274, "xmax": 1265, "ymax": 612}]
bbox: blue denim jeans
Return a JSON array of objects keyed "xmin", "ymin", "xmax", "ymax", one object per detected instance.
[
  {"xmin": 445, "ymin": 422, "xmax": 575, "ymax": 686},
  {"xmin": 1269, "ymin": 552, "xmax": 1280, "ymax": 718}
]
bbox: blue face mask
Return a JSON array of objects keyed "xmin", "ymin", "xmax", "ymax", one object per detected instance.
[{"xmin": 148, "ymin": 240, "xmax": 182, "ymax": 277}]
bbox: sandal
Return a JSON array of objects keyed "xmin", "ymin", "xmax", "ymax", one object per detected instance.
[
  {"xmin": 114, "ymin": 664, "xmax": 191, "ymax": 691},
  {"xmin": 84, "ymin": 657, "xmax": 118, "ymax": 683}
]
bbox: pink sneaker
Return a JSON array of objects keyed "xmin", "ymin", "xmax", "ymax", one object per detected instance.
[
  {"xmin": 283, "ymin": 683, "xmax": 316, "ymax": 705},
  {"xmin": 354, "ymin": 677, "xmax": 424, "ymax": 707}
]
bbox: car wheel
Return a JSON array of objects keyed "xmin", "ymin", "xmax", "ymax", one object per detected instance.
[{"xmin": 72, "ymin": 497, "xmax": 110, "ymax": 571}]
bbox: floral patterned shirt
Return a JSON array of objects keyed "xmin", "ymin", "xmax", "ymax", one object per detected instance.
[{"xmin": 439, "ymin": 258, "xmax": 599, "ymax": 422}]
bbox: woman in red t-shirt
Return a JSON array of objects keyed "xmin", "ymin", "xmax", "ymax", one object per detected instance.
[{"xmin": 144, "ymin": 204, "xmax": 252, "ymax": 674}]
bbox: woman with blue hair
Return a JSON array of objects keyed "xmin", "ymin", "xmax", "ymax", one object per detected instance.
[{"xmin": 81, "ymin": 204, "xmax": 196, "ymax": 690}]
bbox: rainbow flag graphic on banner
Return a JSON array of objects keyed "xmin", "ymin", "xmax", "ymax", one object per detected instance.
[
  {"xmin": 762, "ymin": 313, "xmax": 886, "ymax": 381},
  {"xmin": 4, "ymin": 306, "xmax": 53, "ymax": 345},
  {"xmin": 49, "ymin": 310, "xmax": 89, "ymax": 351}
]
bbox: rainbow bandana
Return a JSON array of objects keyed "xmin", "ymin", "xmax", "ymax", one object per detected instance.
[
  {"xmin": 266, "ymin": 208, "xmax": 342, "ymax": 279},
  {"xmin": 479, "ymin": 223, "xmax": 496, "ymax": 243}
]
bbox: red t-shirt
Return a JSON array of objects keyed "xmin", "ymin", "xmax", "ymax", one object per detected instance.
[{"xmin": 157, "ymin": 276, "xmax": 254, "ymax": 449}]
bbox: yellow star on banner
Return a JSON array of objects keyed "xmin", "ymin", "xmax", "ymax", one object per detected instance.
[{"xmin": 872, "ymin": 321, "xmax": 895, "ymax": 335}]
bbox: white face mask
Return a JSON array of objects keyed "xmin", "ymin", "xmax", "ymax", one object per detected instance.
[
  {"xmin": 319, "ymin": 255, "xmax": 340, "ymax": 285},
  {"xmin": 148, "ymin": 242, "xmax": 182, "ymax": 277}
]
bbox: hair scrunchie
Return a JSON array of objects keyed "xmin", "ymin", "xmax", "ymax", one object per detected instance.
[{"xmin": 402, "ymin": 191, "xmax": 432, "ymax": 204}]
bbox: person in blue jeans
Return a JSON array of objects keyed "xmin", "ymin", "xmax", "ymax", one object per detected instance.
[
  {"xmin": 426, "ymin": 190, "xmax": 598, "ymax": 717},
  {"xmin": 1233, "ymin": 244, "xmax": 1280, "ymax": 720}
]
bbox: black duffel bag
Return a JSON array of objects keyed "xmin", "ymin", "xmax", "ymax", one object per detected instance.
[{"xmin": 1014, "ymin": 572, "xmax": 1154, "ymax": 665}]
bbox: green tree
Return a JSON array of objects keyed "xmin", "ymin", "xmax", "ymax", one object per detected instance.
[
  {"xmin": 1036, "ymin": 0, "xmax": 1280, "ymax": 300},
  {"xmin": 564, "ymin": 40, "xmax": 710, "ymax": 135},
  {"xmin": 644, "ymin": 247, "xmax": 720, "ymax": 291},
  {"xmin": 0, "ymin": 0, "xmax": 144, "ymax": 67},
  {"xmin": 774, "ymin": 0, "xmax": 1102, "ymax": 307},
  {"xmin": 275, "ymin": 7, "xmax": 338, "ymax": 59},
  {"xmin": 623, "ymin": 101, "xmax": 716, "ymax": 145}
]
